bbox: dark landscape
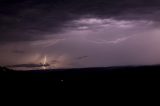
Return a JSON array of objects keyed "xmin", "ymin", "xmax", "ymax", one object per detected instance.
[
  {"xmin": 1, "ymin": 65, "xmax": 160, "ymax": 82},
  {"xmin": 1, "ymin": 0, "xmax": 160, "ymax": 90}
]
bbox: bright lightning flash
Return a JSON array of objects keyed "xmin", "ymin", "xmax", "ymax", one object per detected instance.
[{"xmin": 42, "ymin": 55, "xmax": 47, "ymax": 70}]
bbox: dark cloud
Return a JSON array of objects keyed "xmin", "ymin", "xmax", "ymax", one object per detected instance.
[
  {"xmin": 1, "ymin": 0, "xmax": 160, "ymax": 43},
  {"xmin": 77, "ymin": 56, "xmax": 89, "ymax": 60},
  {"xmin": 12, "ymin": 50, "xmax": 26, "ymax": 54},
  {"xmin": 7, "ymin": 63, "xmax": 50, "ymax": 68},
  {"xmin": 51, "ymin": 60, "xmax": 60, "ymax": 64}
]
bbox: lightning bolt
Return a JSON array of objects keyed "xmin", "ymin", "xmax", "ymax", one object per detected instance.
[
  {"xmin": 42, "ymin": 55, "xmax": 47, "ymax": 70},
  {"xmin": 43, "ymin": 55, "xmax": 47, "ymax": 66}
]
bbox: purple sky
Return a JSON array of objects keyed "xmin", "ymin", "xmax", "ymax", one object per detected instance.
[{"xmin": 1, "ymin": 0, "xmax": 160, "ymax": 70}]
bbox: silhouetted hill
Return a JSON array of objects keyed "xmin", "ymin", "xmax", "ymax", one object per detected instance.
[
  {"xmin": 1, "ymin": 65, "xmax": 160, "ymax": 91},
  {"xmin": 0, "ymin": 66, "xmax": 13, "ymax": 72},
  {"xmin": 1, "ymin": 65, "xmax": 160, "ymax": 81}
]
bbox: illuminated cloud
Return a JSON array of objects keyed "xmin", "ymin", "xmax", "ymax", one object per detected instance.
[
  {"xmin": 107, "ymin": 37, "xmax": 130, "ymax": 44},
  {"xmin": 66, "ymin": 17, "xmax": 154, "ymax": 45},
  {"xmin": 72, "ymin": 18, "xmax": 153, "ymax": 30}
]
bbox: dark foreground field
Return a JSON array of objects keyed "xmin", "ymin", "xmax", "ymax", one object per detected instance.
[
  {"xmin": 1, "ymin": 66, "xmax": 159, "ymax": 104},
  {"xmin": 1, "ymin": 65, "xmax": 160, "ymax": 82},
  {"xmin": 1, "ymin": 65, "xmax": 160, "ymax": 95}
]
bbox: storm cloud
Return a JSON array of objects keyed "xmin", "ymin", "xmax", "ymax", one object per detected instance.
[
  {"xmin": 1, "ymin": 0, "xmax": 160, "ymax": 42},
  {"xmin": 1, "ymin": 0, "xmax": 160, "ymax": 69}
]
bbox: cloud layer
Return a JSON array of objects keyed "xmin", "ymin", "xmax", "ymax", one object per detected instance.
[
  {"xmin": 1, "ymin": 0, "xmax": 160, "ymax": 69},
  {"xmin": 1, "ymin": 0, "xmax": 160, "ymax": 42}
]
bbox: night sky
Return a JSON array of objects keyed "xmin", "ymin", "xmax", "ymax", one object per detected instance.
[{"xmin": 1, "ymin": 0, "xmax": 160, "ymax": 70}]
